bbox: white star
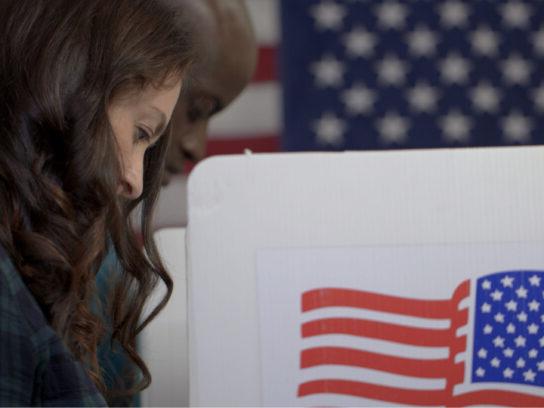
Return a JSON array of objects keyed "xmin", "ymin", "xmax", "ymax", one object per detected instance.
[
  {"xmin": 540, "ymin": 336, "xmax": 544, "ymax": 347},
  {"xmin": 471, "ymin": 82, "xmax": 501, "ymax": 113},
  {"xmin": 517, "ymin": 357, "xmax": 526, "ymax": 368},
  {"xmin": 518, "ymin": 311, "xmax": 528, "ymax": 322},
  {"xmin": 502, "ymin": 55, "xmax": 532, "ymax": 85},
  {"xmin": 523, "ymin": 369, "xmax": 536, "ymax": 382},
  {"xmin": 377, "ymin": 55, "xmax": 407, "ymax": 86},
  {"xmin": 440, "ymin": 111, "xmax": 472, "ymax": 143},
  {"xmin": 506, "ymin": 300, "xmax": 518, "ymax": 311},
  {"xmin": 475, "ymin": 367, "xmax": 485, "ymax": 377},
  {"xmin": 377, "ymin": 112, "xmax": 410, "ymax": 144},
  {"xmin": 343, "ymin": 27, "xmax": 377, "ymax": 58},
  {"xmin": 504, "ymin": 348, "xmax": 515, "ymax": 358},
  {"xmin": 533, "ymin": 28, "xmax": 544, "ymax": 56},
  {"xmin": 501, "ymin": 275, "xmax": 514, "ymax": 287},
  {"xmin": 481, "ymin": 302, "xmax": 492, "ymax": 313},
  {"xmin": 516, "ymin": 286, "xmax": 528, "ymax": 299},
  {"xmin": 482, "ymin": 279, "xmax": 492, "ymax": 290},
  {"xmin": 514, "ymin": 335, "xmax": 526, "ymax": 347},
  {"xmin": 502, "ymin": 112, "xmax": 532, "ymax": 143},
  {"xmin": 529, "ymin": 274, "xmax": 542, "ymax": 287},
  {"xmin": 528, "ymin": 323, "xmax": 539, "ymax": 334},
  {"xmin": 471, "ymin": 26, "xmax": 500, "ymax": 57},
  {"xmin": 439, "ymin": 1, "xmax": 469, "ymax": 28},
  {"xmin": 312, "ymin": 112, "xmax": 346, "ymax": 146},
  {"xmin": 478, "ymin": 348, "xmax": 488, "ymax": 359},
  {"xmin": 311, "ymin": 55, "xmax": 345, "ymax": 87},
  {"xmin": 503, "ymin": 367, "xmax": 514, "ymax": 378},
  {"xmin": 507, "ymin": 323, "xmax": 516, "ymax": 334},
  {"xmin": 533, "ymin": 84, "xmax": 544, "ymax": 113},
  {"xmin": 491, "ymin": 357, "xmax": 501, "ymax": 367},
  {"xmin": 495, "ymin": 312, "xmax": 505, "ymax": 323},
  {"xmin": 310, "ymin": 1, "xmax": 346, "ymax": 31},
  {"xmin": 376, "ymin": 1, "xmax": 408, "ymax": 30},
  {"xmin": 407, "ymin": 82, "xmax": 439, "ymax": 113},
  {"xmin": 501, "ymin": 1, "xmax": 531, "ymax": 29},
  {"xmin": 538, "ymin": 360, "xmax": 544, "ymax": 371},
  {"xmin": 490, "ymin": 289, "xmax": 504, "ymax": 301},
  {"xmin": 483, "ymin": 324, "xmax": 493, "ymax": 334},
  {"xmin": 342, "ymin": 84, "xmax": 376, "ymax": 115},
  {"xmin": 407, "ymin": 26, "xmax": 438, "ymax": 57},
  {"xmin": 541, "ymin": 314, "xmax": 544, "ymax": 323},
  {"xmin": 440, "ymin": 53, "xmax": 471, "ymax": 84},
  {"xmin": 529, "ymin": 299, "xmax": 541, "ymax": 312},
  {"xmin": 529, "ymin": 349, "xmax": 539, "ymax": 358},
  {"xmin": 493, "ymin": 336, "xmax": 505, "ymax": 348}
]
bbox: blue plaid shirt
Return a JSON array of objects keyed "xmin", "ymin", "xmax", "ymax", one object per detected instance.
[{"xmin": 0, "ymin": 245, "xmax": 106, "ymax": 406}]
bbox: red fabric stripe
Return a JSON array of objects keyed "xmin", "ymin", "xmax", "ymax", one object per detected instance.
[
  {"xmin": 184, "ymin": 134, "xmax": 280, "ymax": 173},
  {"xmin": 301, "ymin": 347, "xmax": 462, "ymax": 379},
  {"xmin": 298, "ymin": 380, "xmax": 448, "ymax": 405},
  {"xmin": 301, "ymin": 318, "xmax": 454, "ymax": 347},
  {"xmin": 302, "ymin": 280, "xmax": 470, "ymax": 319},
  {"xmin": 207, "ymin": 134, "xmax": 280, "ymax": 155},
  {"xmin": 252, "ymin": 46, "xmax": 277, "ymax": 82}
]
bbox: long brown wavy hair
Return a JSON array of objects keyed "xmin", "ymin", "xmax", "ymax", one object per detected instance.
[{"xmin": 0, "ymin": 0, "xmax": 192, "ymax": 399}]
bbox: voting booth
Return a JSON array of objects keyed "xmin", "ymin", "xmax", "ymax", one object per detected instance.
[{"xmin": 185, "ymin": 147, "xmax": 544, "ymax": 406}]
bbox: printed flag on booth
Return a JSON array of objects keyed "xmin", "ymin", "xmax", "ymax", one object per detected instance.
[
  {"xmin": 300, "ymin": 272, "xmax": 544, "ymax": 405},
  {"xmin": 257, "ymin": 243, "xmax": 544, "ymax": 406}
]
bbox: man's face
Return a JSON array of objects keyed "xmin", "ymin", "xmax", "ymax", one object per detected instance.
[{"xmin": 164, "ymin": 0, "xmax": 257, "ymax": 177}]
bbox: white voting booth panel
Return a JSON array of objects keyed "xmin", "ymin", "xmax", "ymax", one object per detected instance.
[
  {"xmin": 186, "ymin": 147, "xmax": 544, "ymax": 406},
  {"xmin": 140, "ymin": 228, "xmax": 189, "ymax": 407}
]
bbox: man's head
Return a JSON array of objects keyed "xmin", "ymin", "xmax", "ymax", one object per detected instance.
[{"xmin": 163, "ymin": 0, "xmax": 257, "ymax": 177}]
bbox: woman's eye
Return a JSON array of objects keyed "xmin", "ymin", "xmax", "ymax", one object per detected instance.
[{"xmin": 135, "ymin": 127, "xmax": 152, "ymax": 143}]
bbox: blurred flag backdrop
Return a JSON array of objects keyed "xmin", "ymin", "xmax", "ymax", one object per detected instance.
[{"xmin": 206, "ymin": 0, "xmax": 544, "ymax": 157}]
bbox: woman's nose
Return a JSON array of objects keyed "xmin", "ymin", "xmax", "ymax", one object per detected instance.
[{"xmin": 118, "ymin": 158, "xmax": 144, "ymax": 200}]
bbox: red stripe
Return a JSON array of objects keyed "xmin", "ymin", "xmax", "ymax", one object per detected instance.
[
  {"xmin": 298, "ymin": 380, "xmax": 448, "ymax": 406},
  {"xmin": 298, "ymin": 380, "xmax": 544, "ymax": 406},
  {"xmin": 207, "ymin": 134, "xmax": 280, "ymax": 155},
  {"xmin": 301, "ymin": 318, "xmax": 455, "ymax": 347},
  {"xmin": 302, "ymin": 280, "xmax": 470, "ymax": 319},
  {"xmin": 252, "ymin": 46, "xmax": 277, "ymax": 82},
  {"xmin": 301, "ymin": 347, "xmax": 463, "ymax": 379},
  {"xmin": 303, "ymin": 288, "xmax": 454, "ymax": 318},
  {"xmin": 184, "ymin": 134, "xmax": 280, "ymax": 173},
  {"xmin": 451, "ymin": 390, "xmax": 544, "ymax": 406}
]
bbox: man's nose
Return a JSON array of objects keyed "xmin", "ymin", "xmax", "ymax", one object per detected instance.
[{"xmin": 118, "ymin": 158, "xmax": 144, "ymax": 200}]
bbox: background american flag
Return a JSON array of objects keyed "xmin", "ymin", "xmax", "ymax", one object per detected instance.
[{"xmin": 207, "ymin": 0, "xmax": 544, "ymax": 157}]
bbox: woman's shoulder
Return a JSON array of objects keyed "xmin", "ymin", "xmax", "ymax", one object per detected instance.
[
  {"xmin": 0, "ymin": 244, "xmax": 48, "ymax": 336},
  {"xmin": 0, "ymin": 245, "xmax": 107, "ymax": 406}
]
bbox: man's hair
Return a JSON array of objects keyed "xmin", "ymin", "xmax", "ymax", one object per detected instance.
[{"xmin": 0, "ymin": 0, "xmax": 192, "ymax": 398}]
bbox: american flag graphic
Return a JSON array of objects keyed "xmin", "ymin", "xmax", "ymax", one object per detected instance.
[
  {"xmin": 298, "ymin": 271, "xmax": 544, "ymax": 405},
  {"xmin": 280, "ymin": 0, "xmax": 544, "ymax": 151}
]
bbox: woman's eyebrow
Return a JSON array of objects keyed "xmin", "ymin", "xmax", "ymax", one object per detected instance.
[{"xmin": 149, "ymin": 106, "xmax": 168, "ymax": 135}]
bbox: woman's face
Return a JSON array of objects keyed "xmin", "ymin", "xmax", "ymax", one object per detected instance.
[{"xmin": 108, "ymin": 78, "xmax": 182, "ymax": 199}]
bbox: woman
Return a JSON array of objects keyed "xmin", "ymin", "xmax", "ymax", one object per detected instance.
[{"xmin": 0, "ymin": 0, "xmax": 192, "ymax": 405}]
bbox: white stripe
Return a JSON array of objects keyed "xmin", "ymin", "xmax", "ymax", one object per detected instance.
[
  {"xmin": 299, "ymin": 394, "xmax": 403, "ymax": 407},
  {"xmin": 302, "ymin": 334, "xmax": 450, "ymax": 360},
  {"xmin": 299, "ymin": 365, "xmax": 447, "ymax": 390},
  {"xmin": 208, "ymin": 82, "xmax": 281, "ymax": 137},
  {"xmin": 301, "ymin": 307, "xmax": 451, "ymax": 329},
  {"xmin": 246, "ymin": 0, "xmax": 280, "ymax": 46}
]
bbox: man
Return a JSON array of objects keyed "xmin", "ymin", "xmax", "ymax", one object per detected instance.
[
  {"xmin": 99, "ymin": 1, "xmax": 257, "ymax": 404},
  {"xmin": 163, "ymin": 0, "xmax": 257, "ymax": 178}
]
